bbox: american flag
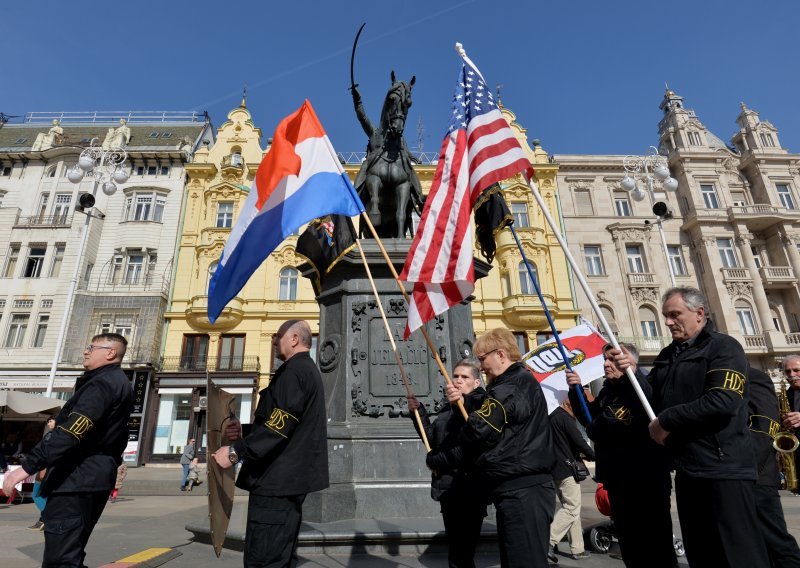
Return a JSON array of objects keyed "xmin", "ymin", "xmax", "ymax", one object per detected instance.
[{"xmin": 399, "ymin": 55, "xmax": 532, "ymax": 339}]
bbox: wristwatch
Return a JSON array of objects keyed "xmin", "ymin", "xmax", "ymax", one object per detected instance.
[{"xmin": 228, "ymin": 446, "xmax": 239, "ymax": 465}]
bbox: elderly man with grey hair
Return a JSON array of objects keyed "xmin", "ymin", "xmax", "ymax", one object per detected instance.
[
  {"xmin": 617, "ymin": 286, "xmax": 768, "ymax": 567},
  {"xmin": 780, "ymin": 354, "xmax": 800, "ymax": 499}
]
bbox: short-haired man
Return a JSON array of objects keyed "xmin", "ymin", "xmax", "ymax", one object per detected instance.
[
  {"xmin": 566, "ymin": 343, "xmax": 675, "ymax": 567},
  {"xmin": 780, "ymin": 355, "xmax": 800, "ymax": 497},
  {"xmin": 644, "ymin": 287, "xmax": 768, "ymax": 567},
  {"xmin": 3, "ymin": 333, "xmax": 133, "ymax": 567},
  {"xmin": 214, "ymin": 320, "xmax": 329, "ymax": 567}
]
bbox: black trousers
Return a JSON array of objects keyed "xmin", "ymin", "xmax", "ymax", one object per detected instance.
[
  {"xmin": 605, "ymin": 475, "xmax": 676, "ymax": 568},
  {"xmin": 440, "ymin": 495, "xmax": 487, "ymax": 568},
  {"xmin": 42, "ymin": 491, "xmax": 109, "ymax": 568},
  {"xmin": 754, "ymin": 484, "xmax": 800, "ymax": 568},
  {"xmin": 493, "ymin": 481, "xmax": 555, "ymax": 568},
  {"xmin": 675, "ymin": 474, "xmax": 769, "ymax": 568},
  {"xmin": 244, "ymin": 494, "xmax": 305, "ymax": 568}
]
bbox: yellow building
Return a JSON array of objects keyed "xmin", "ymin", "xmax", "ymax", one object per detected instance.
[{"xmin": 145, "ymin": 101, "xmax": 577, "ymax": 463}]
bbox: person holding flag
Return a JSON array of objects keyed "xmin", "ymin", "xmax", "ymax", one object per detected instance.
[{"xmin": 566, "ymin": 343, "xmax": 675, "ymax": 568}]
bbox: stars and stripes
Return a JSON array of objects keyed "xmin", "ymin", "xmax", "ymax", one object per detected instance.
[{"xmin": 399, "ymin": 55, "xmax": 532, "ymax": 339}]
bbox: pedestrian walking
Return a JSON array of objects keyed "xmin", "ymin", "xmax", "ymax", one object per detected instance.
[
  {"xmin": 186, "ymin": 457, "xmax": 203, "ymax": 491},
  {"xmin": 213, "ymin": 320, "xmax": 329, "ymax": 567},
  {"xmin": 180, "ymin": 438, "xmax": 196, "ymax": 491},
  {"xmin": 407, "ymin": 358, "xmax": 487, "ymax": 568},
  {"xmin": 2, "ymin": 333, "xmax": 133, "ymax": 568},
  {"xmin": 28, "ymin": 415, "xmax": 56, "ymax": 531}
]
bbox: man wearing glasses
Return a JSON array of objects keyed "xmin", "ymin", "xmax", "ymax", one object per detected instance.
[{"xmin": 3, "ymin": 333, "xmax": 133, "ymax": 568}]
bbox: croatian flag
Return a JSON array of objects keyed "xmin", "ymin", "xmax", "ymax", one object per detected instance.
[{"xmin": 208, "ymin": 100, "xmax": 364, "ymax": 323}]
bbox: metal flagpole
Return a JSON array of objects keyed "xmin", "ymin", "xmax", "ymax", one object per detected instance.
[
  {"xmin": 507, "ymin": 225, "xmax": 592, "ymax": 420},
  {"xmin": 525, "ymin": 175, "xmax": 656, "ymax": 420}
]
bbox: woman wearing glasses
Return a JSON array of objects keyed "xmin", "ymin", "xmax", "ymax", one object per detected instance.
[
  {"xmin": 427, "ymin": 328, "xmax": 555, "ymax": 568},
  {"xmin": 407, "ymin": 359, "xmax": 486, "ymax": 568}
]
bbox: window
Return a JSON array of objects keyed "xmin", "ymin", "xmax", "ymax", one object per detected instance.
[
  {"xmin": 207, "ymin": 261, "xmax": 218, "ymax": 290},
  {"xmin": 123, "ymin": 191, "xmax": 167, "ymax": 222},
  {"xmin": 667, "ymin": 245, "xmax": 687, "ymax": 276},
  {"xmin": 124, "ymin": 253, "xmax": 144, "ymax": 284},
  {"xmin": 147, "ymin": 253, "xmax": 157, "ymax": 283},
  {"xmin": 23, "ymin": 245, "xmax": 47, "ymax": 278},
  {"xmin": 771, "ymin": 308, "xmax": 784, "ymax": 333},
  {"xmin": 49, "ymin": 243, "xmax": 65, "ymax": 277},
  {"xmin": 777, "ymin": 184, "xmax": 796, "ymax": 210},
  {"xmin": 584, "ymin": 245, "xmax": 605, "ymax": 276},
  {"xmin": 109, "ymin": 255, "xmax": 123, "ymax": 284},
  {"xmin": 218, "ymin": 335, "xmax": 245, "ymax": 370},
  {"xmin": 574, "ymin": 189, "xmax": 594, "ymax": 215},
  {"xmin": 3, "ymin": 244, "xmax": 20, "ymax": 277},
  {"xmin": 717, "ymin": 238, "xmax": 738, "ymax": 268},
  {"xmin": 40, "ymin": 299, "xmax": 53, "ymax": 308},
  {"xmin": 181, "ymin": 334, "xmax": 209, "ymax": 370},
  {"xmin": 731, "ymin": 191, "xmax": 746, "ymax": 207},
  {"xmin": 687, "ymin": 131, "xmax": 702, "ymax": 146},
  {"xmin": 5, "ymin": 314, "xmax": 29, "ymax": 348},
  {"xmin": 700, "ymin": 185, "xmax": 719, "ymax": 209},
  {"xmin": 518, "ymin": 261, "xmax": 538, "ymax": 295},
  {"xmin": 751, "ymin": 246, "xmax": 762, "ymax": 269},
  {"xmin": 98, "ymin": 314, "xmax": 134, "ymax": 338},
  {"xmin": 760, "ymin": 133, "xmax": 775, "ymax": 147},
  {"xmin": 598, "ymin": 305, "xmax": 618, "ymax": 335},
  {"xmin": 37, "ymin": 193, "xmax": 50, "ymax": 220},
  {"xmin": 32, "ymin": 314, "xmax": 49, "ymax": 348},
  {"xmin": 279, "ymin": 267, "xmax": 298, "ymax": 300},
  {"xmin": 52, "ymin": 193, "xmax": 72, "ymax": 222},
  {"xmin": 639, "ymin": 306, "xmax": 659, "ymax": 337},
  {"xmin": 216, "ymin": 202, "xmax": 234, "ymax": 228},
  {"xmin": 735, "ymin": 301, "xmax": 758, "ymax": 335},
  {"xmin": 14, "ymin": 299, "xmax": 34, "ymax": 309},
  {"xmin": 510, "ymin": 203, "xmax": 529, "ymax": 227},
  {"xmin": 626, "ymin": 245, "xmax": 646, "ymax": 273},
  {"xmin": 1, "ymin": 165, "xmax": 12, "ymax": 176},
  {"xmin": 614, "ymin": 192, "xmax": 632, "ymax": 217}
]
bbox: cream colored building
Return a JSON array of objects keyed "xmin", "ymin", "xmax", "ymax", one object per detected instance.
[{"xmin": 557, "ymin": 89, "xmax": 800, "ymax": 372}]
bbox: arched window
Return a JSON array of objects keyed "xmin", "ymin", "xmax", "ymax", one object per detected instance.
[
  {"xmin": 207, "ymin": 261, "xmax": 218, "ymax": 292},
  {"xmin": 45, "ymin": 165, "xmax": 57, "ymax": 178},
  {"xmin": 518, "ymin": 261, "xmax": 537, "ymax": 295},
  {"xmin": 638, "ymin": 306, "xmax": 659, "ymax": 337},
  {"xmin": 599, "ymin": 305, "xmax": 618, "ymax": 335},
  {"xmin": 735, "ymin": 300, "xmax": 758, "ymax": 335},
  {"xmin": 279, "ymin": 267, "xmax": 298, "ymax": 300},
  {"xmin": 770, "ymin": 307, "xmax": 784, "ymax": 333}
]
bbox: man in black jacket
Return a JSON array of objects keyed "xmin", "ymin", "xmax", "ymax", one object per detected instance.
[
  {"xmin": 567, "ymin": 343, "xmax": 675, "ymax": 568},
  {"xmin": 428, "ymin": 328, "xmax": 555, "ymax": 568},
  {"xmin": 214, "ymin": 320, "xmax": 328, "ymax": 568},
  {"xmin": 748, "ymin": 366, "xmax": 800, "ymax": 567},
  {"xmin": 548, "ymin": 399, "xmax": 594, "ymax": 562},
  {"xmin": 644, "ymin": 287, "xmax": 768, "ymax": 568},
  {"xmin": 780, "ymin": 354, "xmax": 800, "ymax": 495},
  {"xmin": 408, "ymin": 358, "xmax": 486, "ymax": 568},
  {"xmin": 3, "ymin": 333, "xmax": 133, "ymax": 568}
]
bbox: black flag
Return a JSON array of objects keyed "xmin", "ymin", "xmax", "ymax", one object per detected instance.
[
  {"xmin": 296, "ymin": 215, "xmax": 358, "ymax": 294},
  {"xmin": 473, "ymin": 183, "xmax": 513, "ymax": 263}
]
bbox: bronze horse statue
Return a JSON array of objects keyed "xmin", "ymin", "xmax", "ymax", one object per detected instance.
[{"xmin": 351, "ymin": 72, "xmax": 425, "ymax": 238}]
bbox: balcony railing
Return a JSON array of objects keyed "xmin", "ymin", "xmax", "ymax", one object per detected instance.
[
  {"xmin": 721, "ymin": 267, "xmax": 751, "ymax": 281},
  {"xmin": 627, "ymin": 272, "xmax": 656, "ymax": 286},
  {"xmin": 93, "ymin": 273, "xmax": 170, "ymax": 295},
  {"xmin": 728, "ymin": 204, "xmax": 784, "ymax": 217},
  {"xmin": 616, "ymin": 335, "xmax": 672, "ymax": 352},
  {"xmin": 759, "ymin": 266, "xmax": 796, "ymax": 289},
  {"xmin": 14, "ymin": 214, "xmax": 72, "ymax": 228},
  {"xmin": 743, "ymin": 335, "xmax": 766, "ymax": 348},
  {"xmin": 786, "ymin": 333, "xmax": 800, "ymax": 346},
  {"xmin": 160, "ymin": 356, "xmax": 260, "ymax": 373}
]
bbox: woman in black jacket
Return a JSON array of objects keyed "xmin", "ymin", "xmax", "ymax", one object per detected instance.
[{"xmin": 408, "ymin": 358, "xmax": 486, "ymax": 568}]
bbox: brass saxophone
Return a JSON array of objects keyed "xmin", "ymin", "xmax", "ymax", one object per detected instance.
[{"xmin": 775, "ymin": 378, "xmax": 799, "ymax": 492}]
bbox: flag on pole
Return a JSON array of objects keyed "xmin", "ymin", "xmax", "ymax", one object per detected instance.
[
  {"xmin": 295, "ymin": 214, "xmax": 358, "ymax": 295},
  {"xmin": 473, "ymin": 183, "xmax": 513, "ymax": 263},
  {"xmin": 399, "ymin": 54, "xmax": 532, "ymax": 339},
  {"xmin": 522, "ymin": 323, "xmax": 608, "ymax": 414},
  {"xmin": 208, "ymin": 100, "xmax": 364, "ymax": 323}
]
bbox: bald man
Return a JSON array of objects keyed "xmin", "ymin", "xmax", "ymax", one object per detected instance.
[{"xmin": 214, "ymin": 320, "xmax": 329, "ymax": 567}]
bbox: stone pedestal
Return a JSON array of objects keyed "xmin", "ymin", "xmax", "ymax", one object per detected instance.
[{"xmin": 299, "ymin": 239, "xmax": 490, "ymax": 522}]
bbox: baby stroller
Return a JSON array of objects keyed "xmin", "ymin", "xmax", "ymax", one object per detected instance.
[{"xmin": 588, "ymin": 482, "xmax": 685, "ymax": 557}]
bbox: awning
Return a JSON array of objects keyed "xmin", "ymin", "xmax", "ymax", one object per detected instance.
[{"xmin": 0, "ymin": 390, "xmax": 65, "ymax": 416}]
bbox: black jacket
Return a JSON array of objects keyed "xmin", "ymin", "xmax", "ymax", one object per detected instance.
[
  {"xmin": 427, "ymin": 362, "xmax": 554, "ymax": 495},
  {"xmin": 233, "ymin": 352, "xmax": 329, "ymax": 496},
  {"xmin": 22, "ymin": 363, "xmax": 133, "ymax": 495},
  {"xmin": 570, "ymin": 371, "xmax": 670, "ymax": 485},
  {"xmin": 747, "ymin": 367, "xmax": 781, "ymax": 487},
  {"xmin": 550, "ymin": 406, "xmax": 595, "ymax": 482},
  {"xmin": 649, "ymin": 320, "xmax": 755, "ymax": 480},
  {"xmin": 411, "ymin": 387, "xmax": 485, "ymax": 501}
]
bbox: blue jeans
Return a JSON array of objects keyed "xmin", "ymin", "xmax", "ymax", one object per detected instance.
[{"xmin": 181, "ymin": 464, "xmax": 190, "ymax": 488}]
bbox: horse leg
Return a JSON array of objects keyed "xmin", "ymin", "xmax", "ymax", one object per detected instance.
[
  {"xmin": 365, "ymin": 176, "xmax": 382, "ymax": 227},
  {"xmin": 395, "ymin": 182, "xmax": 411, "ymax": 238}
]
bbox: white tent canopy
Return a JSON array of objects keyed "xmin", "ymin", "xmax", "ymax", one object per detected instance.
[{"xmin": 0, "ymin": 390, "xmax": 65, "ymax": 418}]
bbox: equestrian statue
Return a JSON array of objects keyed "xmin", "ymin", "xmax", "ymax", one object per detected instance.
[{"xmin": 350, "ymin": 25, "xmax": 424, "ymax": 239}]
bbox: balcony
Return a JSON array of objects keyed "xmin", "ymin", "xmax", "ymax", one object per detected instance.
[
  {"xmin": 185, "ymin": 294, "xmax": 244, "ymax": 331},
  {"xmin": 616, "ymin": 335, "xmax": 672, "ymax": 353},
  {"xmin": 743, "ymin": 335, "xmax": 767, "ymax": 350},
  {"xmin": 759, "ymin": 266, "xmax": 797, "ymax": 289},
  {"xmin": 160, "ymin": 356, "xmax": 260, "ymax": 373},
  {"xmin": 501, "ymin": 294, "xmax": 560, "ymax": 328},
  {"xmin": 785, "ymin": 333, "xmax": 800, "ymax": 346},
  {"xmin": 728, "ymin": 204, "xmax": 799, "ymax": 231},
  {"xmin": 721, "ymin": 267, "xmax": 751, "ymax": 281},
  {"xmin": 627, "ymin": 273, "xmax": 656, "ymax": 286},
  {"xmin": 92, "ymin": 274, "xmax": 170, "ymax": 295},
  {"xmin": 14, "ymin": 214, "xmax": 72, "ymax": 228}
]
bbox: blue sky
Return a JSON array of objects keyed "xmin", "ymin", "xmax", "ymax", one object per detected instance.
[{"xmin": 3, "ymin": 1, "xmax": 799, "ymax": 157}]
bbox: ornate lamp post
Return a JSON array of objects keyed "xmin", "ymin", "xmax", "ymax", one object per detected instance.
[
  {"xmin": 45, "ymin": 140, "xmax": 129, "ymax": 396},
  {"xmin": 620, "ymin": 146, "xmax": 679, "ymax": 287}
]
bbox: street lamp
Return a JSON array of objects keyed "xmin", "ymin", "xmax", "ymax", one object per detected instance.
[
  {"xmin": 621, "ymin": 146, "xmax": 679, "ymax": 287},
  {"xmin": 45, "ymin": 139, "xmax": 129, "ymax": 396}
]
